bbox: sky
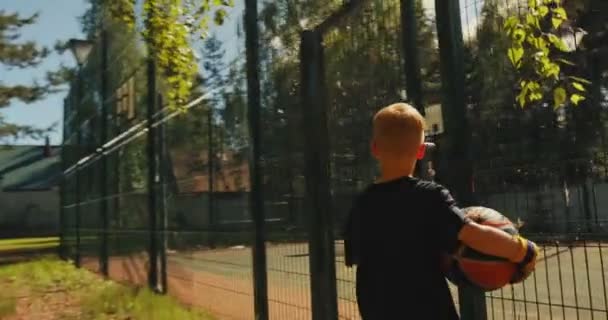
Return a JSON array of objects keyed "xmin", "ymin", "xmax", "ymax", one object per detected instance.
[
  {"xmin": 1, "ymin": 0, "xmax": 87, "ymax": 146},
  {"xmin": 0, "ymin": 0, "xmax": 480, "ymax": 146},
  {"xmin": 0, "ymin": 0, "xmax": 245, "ymax": 147}
]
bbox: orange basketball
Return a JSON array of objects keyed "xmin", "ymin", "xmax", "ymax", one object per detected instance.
[{"xmin": 443, "ymin": 206, "xmax": 519, "ymax": 291}]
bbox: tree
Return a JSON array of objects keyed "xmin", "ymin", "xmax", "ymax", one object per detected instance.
[
  {"xmin": 504, "ymin": 0, "xmax": 590, "ymax": 109},
  {"xmin": 106, "ymin": 0, "xmax": 234, "ymax": 110},
  {"xmin": 202, "ymin": 34, "xmax": 228, "ymax": 102},
  {"xmin": 0, "ymin": 11, "xmax": 72, "ymax": 139},
  {"xmin": 178, "ymin": 34, "xmax": 230, "ymax": 175}
]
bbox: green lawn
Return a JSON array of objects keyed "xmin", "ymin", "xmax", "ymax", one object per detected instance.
[
  {"xmin": 0, "ymin": 257, "xmax": 216, "ymax": 319},
  {"xmin": 0, "ymin": 236, "xmax": 59, "ymax": 252}
]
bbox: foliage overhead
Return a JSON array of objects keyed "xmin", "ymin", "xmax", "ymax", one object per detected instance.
[
  {"xmin": 504, "ymin": 0, "xmax": 590, "ymax": 109},
  {"xmin": 107, "ymin": 0, "xmax": 234, "ymax": 110}
]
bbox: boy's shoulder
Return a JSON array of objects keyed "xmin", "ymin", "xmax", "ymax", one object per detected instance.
[
  {"xmin": 412, "ymin": 180, "xmax": 457, "ymax": 204},
  {"xmin": 352, "ymin": 178, "xmax": 454, "ymax": 209},
  {"xmin": 359, "ymin": 178, "xmax": 450, "ymax": 196},
  {"xmin": 416, "ymin": 180, "xmax": 456, "ymax": 200}
]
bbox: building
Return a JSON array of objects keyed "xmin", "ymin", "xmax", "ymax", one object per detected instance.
[{"xmin": 0, "ymin": 141, "xmax": 62, "ymax": 238}]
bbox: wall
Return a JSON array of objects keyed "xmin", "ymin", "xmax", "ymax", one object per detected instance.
[
  {"xmin": 478, "ymin": 181, "xmax": 608, "ymax": 234},
  {"xmin": 0, "ymin": 189, "xmax": 59, "ymax": 238}
]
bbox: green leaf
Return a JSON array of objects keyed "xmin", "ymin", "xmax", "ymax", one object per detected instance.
[
  {"xmin": 197, "ymin": 0, "xmax": 211, "ymax": 15},
  {"xmin": 570, "ymin": 94, "xmax": 585, "ymax": 106},
  {"xmin": 517, "ymin": 90, "xmax": 527, "ymax": 108},
  {"xmin": 528, "ymin": 81, "xmax": 540, "ymax": 91},
  {"xmin": 538, "ymin": 5, "xmax": 549, "ymax": 17},
  {"xmin": 199, "ymin": 15, "xmax": 210, "ymax": 31},
  {"xmin": 530, "ymin": 92, "xmax": 543, "ymax": 101},
  {"xmin": 538, "ymin": 55, "xmax": 550, "ymax": 70},
  {"xmin": 508, "ymin": 46, "xmax": 524, "ymax": 68},
  {"xmin": 553, "ymin": 7, "xmax": 567, "ymax": 19},
  {"xmin": 534, "ymin": 37, "xmax": 549, "ymax": 55},
  {"xmin": 552, "ymin": 17, "xmax": 563, "ymax": 29},
  {"xmin": 214, "ymin": 9, "xmax": 227, "ymax": 25},
  {"xmin": 512, "ymin": 28, "xmax": 527, "ymax": 43},
  {"xmin": 569, "ymin": 76, "xmax": 592, "ymax": 85},
  {"xmin": 528, "ymin": 0, "xmax": 538, "ymax": 8},
  {"xmin": 526, "ymin": 14, "xmax": 540, "ymax": 29},
  {"xmin": 553, "ymin": 87, "xmax": 567, "ymax": 108},
  {"xmin": 572, "ymin": 82, "xmax": 586, "ymax": 92},
  {"xmin": 548, "ymin": 34, "xmax": 569, "ymax": 51},
  {"xmin": 548, "ymin": 63, "xmax": 561, "ymax": 79},
  {"xmin": 504, "ymin": 16, "xmax": 519, "ymax": 33}
]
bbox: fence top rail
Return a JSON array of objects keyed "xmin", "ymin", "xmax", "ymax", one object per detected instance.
[{"xmin": 61, "ymin": 91, "xmax": 216, "ymax": 179}]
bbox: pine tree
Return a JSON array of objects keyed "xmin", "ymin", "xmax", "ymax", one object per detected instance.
[{"xmin": 0, "ymin": 11, "xmax": 73, "ymax": 139}]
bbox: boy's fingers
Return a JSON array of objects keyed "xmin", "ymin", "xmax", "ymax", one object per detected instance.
[{"xmin": 511, "ymin": 239, "xmax": 539, "ymax": 284}]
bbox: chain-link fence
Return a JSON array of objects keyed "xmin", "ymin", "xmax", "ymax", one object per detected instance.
[{"xmin": 60, "ymin": 0, "xmax": 608, "ymax": 319}]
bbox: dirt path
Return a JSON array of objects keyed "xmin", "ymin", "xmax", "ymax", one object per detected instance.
[{"xmin": 2, "ymin": 286, "xmax": 82, "ymax": 320}]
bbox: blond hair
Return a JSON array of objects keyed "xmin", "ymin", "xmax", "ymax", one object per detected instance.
[{"xmin": 373, "ymin": 103, "xmax": 425, "ymax": 156}]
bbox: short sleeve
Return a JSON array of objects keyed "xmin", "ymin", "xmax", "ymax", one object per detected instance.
[
  {"xmin": 343, "ymin": 197, "xmax": 362, "ymax": 267},
  {"xmin": 431, "ymin": 186, "xmax": 470, "ymax": 253}
]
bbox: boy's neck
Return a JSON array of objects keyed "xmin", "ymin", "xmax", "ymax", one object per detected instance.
[{"xmin": 378, "ymin": 159, "xmax": 417, "ymax": 183}]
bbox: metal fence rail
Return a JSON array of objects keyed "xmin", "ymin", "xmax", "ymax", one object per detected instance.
[{"xmin": 59, "ymin": 0, "xmax": 607, "ymax": 319}]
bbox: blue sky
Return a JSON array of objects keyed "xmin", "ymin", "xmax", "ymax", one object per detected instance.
[
  {"xmin": 1, "ymin": 0, "xmax": 87, "ymax": 145},
  {"xmin": 0, "ymin": 0, "xmax": 477, "ymax": 146},
  {"xmin": 0, "ymin": 0, "xmax": 244, "ymax": 146}
]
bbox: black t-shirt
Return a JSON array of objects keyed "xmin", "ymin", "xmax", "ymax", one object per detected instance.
[{"xmin": 342, "ymin": 176, "xmax": 469, "ymax": 320}]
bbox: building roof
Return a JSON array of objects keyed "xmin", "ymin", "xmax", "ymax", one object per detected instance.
[{"xmin": 0, "ymin": 145, "xmax": 62, "ymax": 192}]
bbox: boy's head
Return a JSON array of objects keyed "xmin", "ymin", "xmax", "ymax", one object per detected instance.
[{"xmin": 372, "ymin": 103, "xmax": 426, "ymax": 162}]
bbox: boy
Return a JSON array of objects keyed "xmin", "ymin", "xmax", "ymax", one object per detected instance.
[{"xmin": 343, "ymin": 103, "xmax": 538, "ymax": 319}]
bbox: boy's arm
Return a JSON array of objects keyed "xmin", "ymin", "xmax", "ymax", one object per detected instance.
[
  {"xmin": 432, "ymin": 185, "xmax": 538, "ymax": 281},
  {"xmin": 342, "ymin": 198, "xmax": 362, "ymax": 267},
  {"xmin": 458, "ymin": 222, "xmax": 539, "ymax": 282},
  {"xmin": 458, "ymin": 222, "xmax": 531, "ymax": 263}
]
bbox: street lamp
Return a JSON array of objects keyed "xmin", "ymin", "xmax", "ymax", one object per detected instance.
[
  {"xmin": 68, "ymin": 38, "xmax": 94, "ymax": 67},
  {"xmin": 67, "ymin": 38, "xmax": 93, "ymax": 268}
]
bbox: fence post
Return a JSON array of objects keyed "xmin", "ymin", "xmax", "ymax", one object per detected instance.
[
  {"xmin": 245, "ymin": 0, "xmax": 270, "ymax": 319},
  {"xmin": 99, "ymin": 28, "xmax": 109, "ymax": 277},
  {"xmin": 400, "ymin": 0, "xmax": 424, "ymax": 113},
  {"xmin": 75, "ymin": 161, "xmax": 81, "ymax": 268},
  {"xmin": 75, "ymin": 69, "xmax": 84, "ymax": 268},
  {"xmin": 59, "ymin": 173, "xmax": 64, "ymax": 258},
  {"xmin": 146, "ymin": 49, "xmax": 159, "ymax": 292},
  {"xmin": 401, "ymin": 0, "xmax": 428, "ymax": 179},
  {"xmin": 158, "ymin": 94, "xmax": 168, "ymax": 294},
  {"xmin": 434, "ymin": 0, "xmax": 486, "ymax": 319},
  {"xmin": 59, "ymin": 101, "xmax": 67, "ymax": 259},
  {"xmin": 300, "ymin": 29, "xmax": 339, "ymax": 320},
  {"xmin": 207, "ymin": 107, "xmax": 216, "ymax": 248}
]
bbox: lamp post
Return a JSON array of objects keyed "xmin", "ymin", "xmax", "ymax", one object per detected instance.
[{"xmin": 68, "ymin": 38, "xmax": 93, "ymax": 268}]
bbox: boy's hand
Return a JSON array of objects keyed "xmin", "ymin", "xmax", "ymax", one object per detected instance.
[{"xmin": 510, "ymin": 236, "xmax": 539, "ymax": 284}]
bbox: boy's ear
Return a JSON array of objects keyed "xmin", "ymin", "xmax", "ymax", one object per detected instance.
[
  {"xmin": 371, "ymin": 141, "xmax": 379, "ymax": 158},
  {"xmin": 416, "ymin": 143, "xmax": 426, "ymax": 160}
]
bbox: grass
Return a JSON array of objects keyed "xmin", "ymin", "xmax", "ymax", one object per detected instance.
[
  {"xmin": 0, "ymin": 296, "xmax": 16, "ymax": 318},
  {"xmin": 0, "ymin": 236, "xmax": 59, "ymax": 252},
  {"xmin": 0, "ymin": 257, "xmax": 216, "ymax": 319},
  {"xmin": 0, "ymin": 237, "xmax": 58, "ymax": 245}
]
